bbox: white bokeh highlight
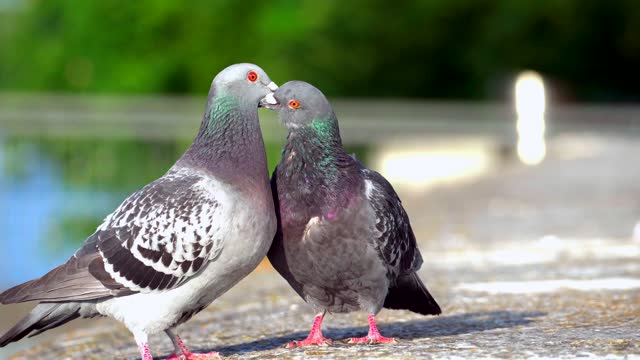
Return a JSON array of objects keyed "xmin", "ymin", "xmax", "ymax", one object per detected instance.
[{"xmin": 515, "ymin": 71, "xmax": 546, "ymax": 165}]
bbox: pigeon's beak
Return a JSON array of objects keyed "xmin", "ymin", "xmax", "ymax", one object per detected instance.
[
  {"xmin": 267, "ymin": 82, "xmax": 278, "ymax": 91},
  {"xmin": 259, "ymin": 92, "xmax": 279, "ymax": 109}
]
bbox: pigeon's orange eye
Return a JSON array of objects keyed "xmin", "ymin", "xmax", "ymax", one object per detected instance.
[
  {"xmin": 288, "ymin": 100, "xmax": 301, "ymax": 109},
  {"xmin": 247, "ymin": 71, "xmax": 258, "ymax": 82}
]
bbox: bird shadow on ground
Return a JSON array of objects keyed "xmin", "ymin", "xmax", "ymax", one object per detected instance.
[{"xmin": 213, "ymin": 310, "xmax": 545, "ymax": 356}]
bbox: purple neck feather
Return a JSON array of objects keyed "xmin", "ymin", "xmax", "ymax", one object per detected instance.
[{"xmin": 178, "ymin": 91, "xmax": 269, "ymax": 187}]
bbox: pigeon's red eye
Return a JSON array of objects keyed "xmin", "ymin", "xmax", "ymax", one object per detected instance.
[
  {"xmin": 288, "ymin": 100, "xmax": 301, "ymax": 109},
  {"xmin": 247, "ymin": 71, "xmax": 258, "ymax": 82}
]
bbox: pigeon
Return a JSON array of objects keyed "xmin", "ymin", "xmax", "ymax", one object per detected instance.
[
  {"xmin": 0, "ymin": 63, "xmax": 279, "ymax": 360},
  {"xmin": 261, "ymin": 81, "xmax": 441, "ymax": 347}
]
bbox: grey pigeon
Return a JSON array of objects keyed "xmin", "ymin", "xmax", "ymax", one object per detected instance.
[
  {"xmin": 261, "ymin": 81, "xmax": 441, "ymax": 347},
  {"xmin": 0, "ymin": 63, "xmax": 279, "ymax": 359}
]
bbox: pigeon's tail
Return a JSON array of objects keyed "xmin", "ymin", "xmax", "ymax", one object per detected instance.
[
  {"xmin": 384, "ymin": 273, "xmax": 441, "ymax": 315},
  {"xmin": 0, "ymin": 303, "xmax": 81, "ymax": 347}
]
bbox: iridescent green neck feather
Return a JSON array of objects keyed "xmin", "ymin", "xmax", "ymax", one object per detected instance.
[
  {"xmin": 181, "ymin": 89, "xmax": 268, "ymax": 184},
  {"xmin": 284, "ymin": 114, "xmax": 355, "ymax": 187},
  {"xmin": 311, "ymin": 117, "xmax": 340, "ymax": 170},
  {"xmin": 279, "ymin": 113, "xmax": 359, "ymax": 209},
  {"xmin": 203, "ymin": 90, "xmax": 241, "ymax": 136}
]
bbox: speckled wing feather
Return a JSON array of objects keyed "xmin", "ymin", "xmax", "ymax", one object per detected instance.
[
  {"xmin": 94, "ymin": 169, "xmax": 224, "ymax": 293},
  {"xmin": 362, "ymin": 168, "xmax": 423, "ymax": 279},
  {"xmin": 1, "ymin": 168, "xmax": 226, "ymax": 303}
]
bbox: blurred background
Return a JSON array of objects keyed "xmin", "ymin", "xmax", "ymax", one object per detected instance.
[{"xmin": 1, "ymin": 0, "xmax": 639, "ymax": 357}]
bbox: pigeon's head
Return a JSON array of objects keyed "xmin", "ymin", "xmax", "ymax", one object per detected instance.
[
  {"xmin": 260, "ymin": 81, "xmax": 335, "ymax": 130},
  {"xmin": 211, "ymin": 63, "xmax": 278, "ymax": 106}
]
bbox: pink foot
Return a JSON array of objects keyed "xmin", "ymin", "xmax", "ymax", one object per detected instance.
[
  {"xmin": 164, "ymin": 332, "xmax": 221, "ymax": 359},
  {"xmin": 348, "ymin": 334, "xmax": 396, "ymax": 344},
  {"xmin": 347, "ymin": 314, "xmax": 396, "ymax": 345},
  {"xmin": 286, "ymin": 335, "xmax": 333, "ymax": 348},
  {"xmin": 164, "ymin": 351, "xmax": 221, "ymax": 360},
  {"xmin": 286, "ymin": 312, "xmax": 333, "ymax": 348}
]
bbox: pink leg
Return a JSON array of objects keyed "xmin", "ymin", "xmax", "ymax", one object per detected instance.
[
  {"xmin": 165, "ymin": 331, "xmax": 220, "ymax": 359},
  {"xmin": 348, "ymin": 314, "xmax": 396, "ymax": 344},
  {"xmin": 286, "ymin": 312, "xmax": 333, "ymax": 348},
  {"xmin": 138, "ymin": 343, "xmax": 153, "ymax": 360}
]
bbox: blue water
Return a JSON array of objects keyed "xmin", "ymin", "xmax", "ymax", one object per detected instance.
[{"xmin": 0, "ymin": 141, "xmax": 122, "ymax": 289}]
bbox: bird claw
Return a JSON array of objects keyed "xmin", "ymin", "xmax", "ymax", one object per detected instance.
[
  {"xmin": 285, "ymin": 337, "xmax": 333, "ymax": 348},
  {"xmin": 164, "ymin": 351, "xmax": 221, "ymax": 360},
  {"xmin": 348, "ymin": 335, "xmax": 396, "ymax": 345}
]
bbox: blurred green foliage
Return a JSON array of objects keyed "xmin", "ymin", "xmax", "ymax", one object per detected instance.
[
  {"xmin": 4, "ymin": 136, "xmax": 188, "ymax": 190},
  {"xmin": 0, "ymin": 0, "xmax": 638, "ymax": 101}
]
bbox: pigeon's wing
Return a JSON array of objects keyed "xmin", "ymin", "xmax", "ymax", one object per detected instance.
[
  {"xmin": 362, "ymin": 168, "xmax": 423, "ymax": 278},
  {"xmin": 0, "ymin": 234, "xmax": 134, "ymax": 303},
  {"xmin": 94, "ymin": 170, "xmax": 225, "ymax": 293},
  {"xmin": 266, "ymin": 169, "xmax": 305, "ymax": 298},
  {"xmin": 0, "ymin": 170, "xmax": 226, "ymax": 303}
]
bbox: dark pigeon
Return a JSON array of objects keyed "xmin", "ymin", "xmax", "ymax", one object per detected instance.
[
  {"xmin": 0, "ymin": 63, "xmax": 279, "ymax": 360},
  {"xmin": 262, "ymin": 81, "xmax": 441, "ymax": 347}
]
